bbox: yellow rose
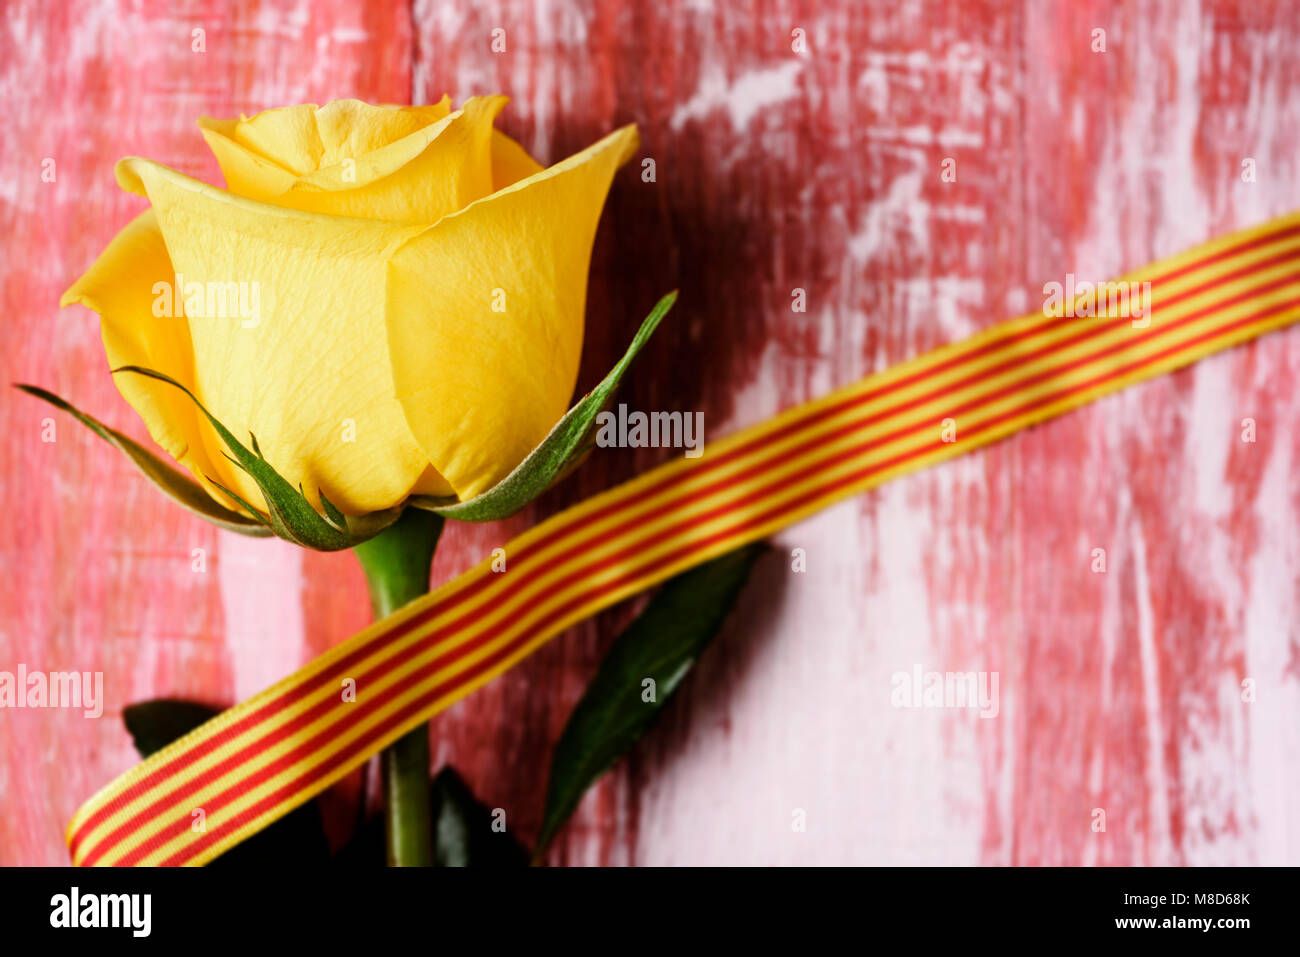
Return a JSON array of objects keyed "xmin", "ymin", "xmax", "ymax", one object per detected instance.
[{"xmin": 61, "ymin": 96, "xmax": 638, "ymax": 518}]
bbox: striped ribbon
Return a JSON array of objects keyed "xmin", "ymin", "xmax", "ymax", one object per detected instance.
[{"xmin": 69, "ymin": 211, "xmax": 1300, "ymax": 865}]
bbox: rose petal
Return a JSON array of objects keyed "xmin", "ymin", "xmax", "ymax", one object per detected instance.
[
  {"xmin": 199, "ymin": 96, "xmax": 503, "ymax": 225},
  {"xmin": 59, "ymin": 209, "xmax": 235, "ymax": 508},
  {"xmin": 313, "ymin": 98, "xmax": 452, "ymax": 168},
  {"xmin": 114, "ymin": 157, "xmax": 452, "ymax": 513},
  {"xmin": 196, "ymin": 120, "xmax": 300, "ymax": 199},
  {"xmin": 386, "ymin": 124, "xmax": 639, "ymax": 500},
  {"xmin": 200, "ymin": 98, "xmax": 451, "ymax": 176},
  {"xmin": 490, "ymin": 129, "xmax": 544, "ymax": 191},
  {"xmin": 219, "ymin": 104, "xmax": 324, "ymax": 175}
]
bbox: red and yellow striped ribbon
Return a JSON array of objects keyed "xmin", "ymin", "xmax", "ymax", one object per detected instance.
[{"xmin": 69, "ymin": 211, "xmax": 1300, "ymax": 865}]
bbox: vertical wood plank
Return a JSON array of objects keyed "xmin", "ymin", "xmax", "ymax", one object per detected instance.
[
  {"xmin": 3, "ymin": 0, "xmax": 1299, "ymax": 866},
  {"xmin": 0, "ymin": 0, "xmax": 412, "ymax": 864},
  {"xmin": 408, "ymin": 0, "xmax": 1300, "ymax": 865}
]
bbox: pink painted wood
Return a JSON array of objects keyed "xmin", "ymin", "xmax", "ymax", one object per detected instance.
[{"xmin": 3, "ymin": 0, "xmax": 1299, "ymax": 865}]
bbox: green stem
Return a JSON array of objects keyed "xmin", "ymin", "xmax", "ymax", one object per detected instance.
[{"xmin": 353, "ymin": 508, "xmax": 444, "ymax": 867}]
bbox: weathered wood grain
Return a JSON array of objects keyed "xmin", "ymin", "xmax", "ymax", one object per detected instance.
[
  {"xmin": 0, "ymin": 0, "xmax": 414, "ymax": 864},
  {"xmin": 2, "ymin": 0, "xmax": 1299, "ymax": 866}
]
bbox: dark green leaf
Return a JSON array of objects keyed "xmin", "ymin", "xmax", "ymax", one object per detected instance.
[
  {"xmin": 111, "ymin": 367, "xmax": 402, "ymax": 551},
  {"xmin": 413, "ymin": 291, "xmax": 677, "ymax": 522},
  {"xmin": 123, "ymin": 699, "xmax": 224, "ymax": 758},
  {"xmin": 535, "ymin": 543, "xmax": 767, "ymax": 857},
  {"xmin": 14, "ymin": 384, "xmax": 270, "ymax": 537},
  {"xmin": 123, "ymin": 699, "xmax": 329, "ymax": 865}
]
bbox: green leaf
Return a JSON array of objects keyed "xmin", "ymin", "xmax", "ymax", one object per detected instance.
[
  {"xmin": 414, "ymin": 291, "xmax": 677, "ymax": 522},
  {"xmin": 431, "ymin": 767, "xmax": 530, "ymax": 867},
  {"xmin": 123, "ymin": 699, "xmax": 330, "ymax": 865},
  {"xmin": 14, "ymin": 384, "xmax": 270, "ymax": 537},
  {"xmin": 111, "ymin": 367, "xmax": 402, "ymax": 551},
  {"xmin": 534, "ymin": 542, "xmax": 767, "ymax": 858}
]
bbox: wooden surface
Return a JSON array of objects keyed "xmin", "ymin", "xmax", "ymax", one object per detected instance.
[{"xmin": 3, "ymin": 0, "xmax": 1300, "ymax": 865}]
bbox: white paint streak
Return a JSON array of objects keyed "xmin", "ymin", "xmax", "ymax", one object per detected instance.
[
  {"xmin": 847, "ymin": 171, "xmax": 927, "ymax": 263},
  {"xmin": 1070, "ymin": 0, "xmax": 1300, "ymax": 865},
  {"xmin": 1126, "ymin": 495, "xmax": 1173, "ymax": 864},
  {"xmin": 636, "ymin": 493, "xmax": 982, "ymax": 864},
  {"xmin": 862, "ymin": 125, "xmax": 983, "ymax": 148},
  {"xmin": 1242, "ymin": 428, "xmax": 1300, "ymax": 864},
  {"xmin": 670, "ymin": 61, "xmax": 804, "ymax": 132},
  {"xmin": 1187, "ymin": 361, "xmax": 1235, "ymax": 521},
  {"xmin": 217, "ymin": 532, "xmax": 305, "ymax": 700},
  {"xmin": 1082, "ymin": 534, "xmax": 1119, "ymax": 867}
]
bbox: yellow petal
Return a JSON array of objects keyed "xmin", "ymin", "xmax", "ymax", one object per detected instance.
[
  {"xmin": 490, "ymin": 129, "xmax": 544, "ymax": 191},
  {"xmin": 59, "ymin": 209, "xmax": 234, "ymax": 507},
  {"xmin": 198, "ymin": 96, "xmax": 501, "ymax": 225},
  {"xmin": 202, "ymin": 99, "xmax": 453, "ymax": 177},
  {"xmin": 197, "ymin": 120, "xmax": 301, "ymax": 201},
  {"xmin": 116, "ymin": 157, "xmax": 451, "ymax": 513},
  {"xmin": 222, "ymin": 104, "xmax": 324, "ymax": 175},
  {"xmin": 386, "ymin": 124, "xmax": 639, "ymax": 500},
  {"xmin": 313, "ymin": 98, "xmax": 452, "ymax": 168},
  {"xmin": 289, "ymin": 97, "xmax": 504, "ymax": 223}
]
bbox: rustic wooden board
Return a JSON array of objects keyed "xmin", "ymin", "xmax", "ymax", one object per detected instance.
[{"xmin": 2, "ymin": 0, "xmax": 1299, "ymax": 865}]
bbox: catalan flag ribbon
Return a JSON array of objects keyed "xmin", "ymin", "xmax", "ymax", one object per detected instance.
[{"xmin": 69, "ymin": 211, "xmax": 1300, "ymax": 865}]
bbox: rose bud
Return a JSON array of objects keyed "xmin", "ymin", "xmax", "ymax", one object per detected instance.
[{"xmin": 36, "ymin": 97, "xmax": 668, "ymax": 548}]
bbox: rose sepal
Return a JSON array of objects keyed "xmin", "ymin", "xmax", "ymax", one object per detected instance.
[
  {"xmin": 109, "ymin": 365, "xmax": 413, "ymax": 550},
  {"xmin": 20, "ymin": 290, "xmax": 674, "ymax": 546},
  {"xmin": 15, "ymin": 382, "xmax": 271, "ymax": 537}
]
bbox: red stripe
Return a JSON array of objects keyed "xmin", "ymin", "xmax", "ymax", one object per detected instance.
[
  {"xmin": 504, "ymin": 236, "xmax": 1300, "ymax": 566},
  {"xmin": 74, "ymin": 222, "xmax": 1300, "ymax": 862},
  {"xmin": 125, "ymin": 291, "xmax": 1300, "ymax": 866},
  {"xmin": 159, "ymin": 287, "xmax": 1300, "ymax": 866},
  {"xmin": 524, "ymin": 252, "xmax": 1300, "ymax": 572},
  {"xmin": 1141, "ymin": 224, "xmax": 1300, "ymax": 285},
  {"xmin": 80, "ymin": 548, "xmax": 542, "ymax": 863},
  {"xmin": 80, "ymin": 251, "xmax": 1300, "ymax": 862}
]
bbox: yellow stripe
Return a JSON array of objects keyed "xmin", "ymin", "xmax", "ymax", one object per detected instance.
[{"xmin": 70, "ymin": 212, "xmax": 1300, "ymax": 865}]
